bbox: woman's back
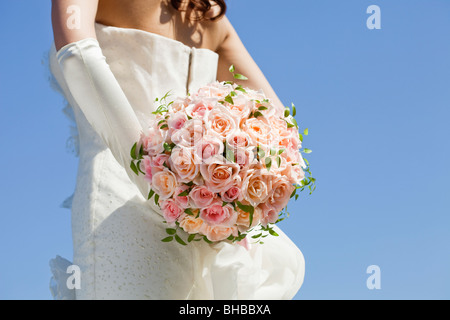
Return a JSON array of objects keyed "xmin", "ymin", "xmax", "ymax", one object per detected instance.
[{"xmin": 95, "ymin": 0, "xmax": 227, "ymax": 52}]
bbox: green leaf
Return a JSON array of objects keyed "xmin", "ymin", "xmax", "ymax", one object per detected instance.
[
  {"xmin": 163, "ymin": 142, "xmax": 172, "ymax": 152},
  {"xmin": 303, "ymin": 148, "xmax": 313, "ymax": 154},
  {"xmin": 276, "ymin": 156, "xmax": 282, "ymax": 168},
  {"xmin": 229, "ymin": 65, "xmax": 235, "ymax": 73},
  {"xmin": 252, "ymin": 233, "xmax": 262, "ymax": 239},
  {"xmin": 222, "ymin": 201, "xmax": 228, "ymax": 207},
  {"xmin": 235, "ymin": 86, "xmax": 247, "ymax": 93},
  {"xmin": 292, "ymin": 103, "xmax": 297, "ymax": 117},
  {"xmin": 236, "ymin": 201, "xmax": 254, "ymax": 228},
  {"xmin": 278, "ymin": 148, "xmax": 285, "ymax": 155},
  {"xmin": 166, "ymin": 228, "xmax": 177, "ymax": 235},
  {"xmin": 203, "ymin": 236, "xmax": 213, "ymax": 244},
  {"xmin": 160, "ymin": 124, "xmax": 168, "ymax": 130},
  {"xmin": 148, "ymin": 189, "xmax": 155, "ymax": 200},
  {"xmin": 130, "ymin": 161, "xmax": 139, "ymax": 175},
  {"xmin": 175, "ymin": 234, "xmax": 187, "ymax": 246},
  {"xmin": 225, "ymin": 95, "xmax": 234, "ymax": 105},
  {"xmin": 269, "ymin": 229, "xmax": 279, "ymax": 237},
  {"xmin": 265, "ymin": 157, "xmax": 272, "ymax": 172},
  {"xmin": 226, "ymin": 148, "xmax": 235, "ymax": 163},
  {"xmin": 270, "ymin": 148, "xmax": 277, "ymax": 156},
  {"xmin": 253, "ymin": 111, "xmax": 263, "ymax": 118},
  {"xmin": 303, "ymin": 128, "xmax": 309, "ymax": 136},
  {"xmin": 154, "ymin": 194, "xmax": 160, "ymax": 206},
  {"xmin": 177, "ymin": 190, "xmax": 190, "ymax": 197},
  {"xmin": 188, "ymin": 234, "xmax": 196, "ymax": 243},
  {"xmin": 234, "ymin": 73, "xmax": 248, "ymax": 81},
  {"xmin": 258, "ymin": 106, "xmax": 268, "ymax": 111},
  {"xmin": 130, "ymin": 143, "xmax": 138, "ymax": 160},
  {"xmin": 162, "ymin": 236, "xmax": 174, "ymax": 243},
  {"xmin": 184, "ymin": 208, "xmax": 194, "ymax": 216},
  {"xmin": 284, "ymin": 108, "xmax": 290, "ymax": 118},
  {"xmin": 299, "ymin": 134, "xmax": 304, "ymax": 142},
  {"xmin": 257, "ymin": 148, "xmax": 265, "ymax": 159}
]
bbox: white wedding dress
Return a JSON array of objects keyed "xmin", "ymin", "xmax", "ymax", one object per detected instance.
[{"xmin": 49, "ymin": 23, "xmax": 305, "ymax": 300}]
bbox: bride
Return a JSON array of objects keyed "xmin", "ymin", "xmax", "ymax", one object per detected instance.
[{"xmin": 49, "ymin": 0, "xmax": 305, "ymax": 300}]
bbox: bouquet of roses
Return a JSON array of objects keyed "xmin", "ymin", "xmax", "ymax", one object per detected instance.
[{"xmin": 130, "ymin": 66, "xmax": 315, "ymax": 245}]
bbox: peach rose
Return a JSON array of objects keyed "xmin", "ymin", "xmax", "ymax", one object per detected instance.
[
  {"xmin": 202, "ymin": 225, "xmax": 235, "ymax": 242},
  {"xmin": 151, "ymin": 169, "xmax": 178, "ymax": 200},
  {"xmin": 190, "ymin": 185, "xmax": 216, "ymax": 208},
  {"xmin": 179, "ymin": 215, "xmax": 204, "ymax": 234},
  {"xmin": 200, "ymin": 201, "xmax": 237, "ymax": 227},
  {"xmin": 243, "ymin": 117, "xmax": 273, "ymax": 149},
  {"xmin": 205, "ymin": 105, "xmax": 237, "ymax": 141},
  {"xmin": 268, "ymin": 175, "xmax": 295, "ymax": 212},
  {"xmin": 161, "ymin": 199, "xmax": 182, "ymax": 226},
  {"xmin": 236, "ymin": 206, "xmax": 262, "ymax": 232},
  {"xmin": 200, "ymin": 155, "xmax": 240, "ymax": 193},
  {"xmin": 241, "ymin": 170, "xmax": 272, "ymax": 206},
  {"xmin": 169, "ymin": 147, "xmax": 199, "ymax": 183}
]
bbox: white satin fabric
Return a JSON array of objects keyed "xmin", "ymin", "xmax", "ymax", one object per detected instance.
[{"xmin": 50, "ymin": 23, "xmax": 305, "ymax": 300}]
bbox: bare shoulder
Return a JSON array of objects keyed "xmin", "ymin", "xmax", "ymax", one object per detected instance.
[{"xmin": 204, "ymin": 15, "xmax": 233, "ymax": 52}]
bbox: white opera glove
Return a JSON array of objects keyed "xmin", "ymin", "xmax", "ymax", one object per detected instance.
[{"xmin": 56, "ymin": 38, "xmax": 149, "ymax": 199}]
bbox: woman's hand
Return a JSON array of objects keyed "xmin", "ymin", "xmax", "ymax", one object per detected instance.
[{"xmin": 52, "ymin": 0, "xmax": 99, "ymax": 51}]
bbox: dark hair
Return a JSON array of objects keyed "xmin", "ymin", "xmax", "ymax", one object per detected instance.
[{"xmin": 170, "ymin": 0, "xmax": 227, "ymax": 21}]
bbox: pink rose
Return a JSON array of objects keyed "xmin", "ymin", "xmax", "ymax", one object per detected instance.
[
  {"xmin": 220, "ymin": 176, "xmax": 242, "ymax": 202},
  {"xmin": 194, "ymin": 136, "xmax": 224, "ymax": 165},
  {"xmin": 140, "ymin": 156, "xmax": 153, "ymax": 183},
  {"xmin": 171, "ymin": 119, "xmax": 204, "ymax": 148},
  {"xmin": 267, "ymin": 175, "xmax": 295, "ymax": 212},
  {"xmin": 185, "ymin": 99, "xmax": 216, "ymax": 119},
  {"xmin": 141, "ymin": 126, "xmax": 167, "ymax": 156},
  {"xmin": 151, "ymin": 154, "xmax": 170, "ymax": 169},
  {"xmin": 259, "ymin": 203, "xmax": 279, "ymax": 227},
  {"xmin": 169, "ymin": 147, "xmax": 200, "ymax": 183},
  {"xmin": 227, "ymin": 95, "xmax": 252, "ymax": 125},
  {"xmin": 151, "ymin": 169, "xmax": 178, "ymax": 200},
  {"xmin": 167, "ymin": 112, "xmax": 188, "ymax": 132},
  {"xmin": 234, "ymin": 147, "xmax": 255, "ymax": 171},
  {"xmin": 200, "ymin": 155, "xmax": 240, "ymax": 193},
  {"xmin": 161, "ymin": 199, "xmax": 183, "ymax": 226},
  {"xmin": 226, "ymin": 131, "xmax": 252, "ymax": 150},
  {"xmin": 168, "ymin": 98, "xmax": 190, "ymax": 114},
  {"xmin": 173, "ymin": 184, "xmax": 190, "ymax": 209},
  {"xmin": 200, "ymin": 201, "xmax": 236, "ymax": 226},
  {"xmin": 205, "ymin": 105, "xmax": 237, "ymax": 141},
  {"xmin": 196, "ymin": 82, "xmax": 233, "ymax": 99},
  {"xmin": 190, "ymin": 185, "xmax": 216, "ymax": 208}
]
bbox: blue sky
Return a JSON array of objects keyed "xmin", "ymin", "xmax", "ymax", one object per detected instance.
[{"xmin": 1, "ymin": 0, "xmax": 449, "ymax": 300}]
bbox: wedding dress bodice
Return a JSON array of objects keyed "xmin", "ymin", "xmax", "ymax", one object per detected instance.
[{"xmin": 49, "ymin": 23, "xmax": 305, "ymax": 300}]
